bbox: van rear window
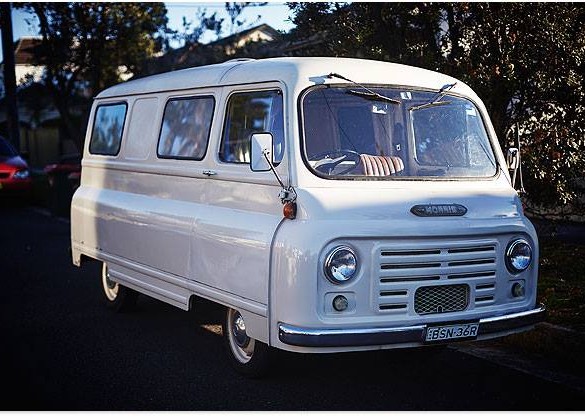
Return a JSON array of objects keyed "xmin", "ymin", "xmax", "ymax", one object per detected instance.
[
  {"xmin": 89, "ymin": 103, "xmax": 127, "ymax": 156},
  {"xmin": 157, "ymin": 96, "xmax": 215, "ymax": 160}
]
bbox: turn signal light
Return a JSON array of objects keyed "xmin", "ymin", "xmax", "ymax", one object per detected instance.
[{"xmin": 283, "ymin": 202, "xmax": 297, "ymax": 219}]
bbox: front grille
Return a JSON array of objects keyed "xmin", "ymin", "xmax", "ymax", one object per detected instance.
[
  {"xmin": 414, "ymin": 284, "xmax": 469, "ymax": 315},
  {"xmin": 377, "ymin": 239, "xmax": 498, "ymax": 314}
]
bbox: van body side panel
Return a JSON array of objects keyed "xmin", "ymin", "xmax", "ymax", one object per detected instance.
[{"xmin": 76, "ymin": 165, "xmax": 208, "ymax": 279}]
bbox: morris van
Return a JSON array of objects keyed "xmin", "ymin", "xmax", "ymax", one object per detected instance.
[{"xmin": 71, "ymin": 57, "xmax": 545, "ymax": 377}]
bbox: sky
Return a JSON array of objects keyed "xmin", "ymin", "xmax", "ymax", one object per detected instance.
[{"xmin": 1, "ymin": 2, "xmax": 297, "ymax": 61}]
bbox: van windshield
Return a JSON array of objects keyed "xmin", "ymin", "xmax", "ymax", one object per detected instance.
[{"xmin": 301, "ymin": 87, "xmax": 498, "ymax": 179}]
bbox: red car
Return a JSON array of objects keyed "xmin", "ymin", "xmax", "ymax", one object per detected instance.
[
  {"xmin": 44, "ymin": 153, "xmax": 82, "ymax": 190},
  {"xmin": 0, "ymin": 136, "xmax": 32, "ymax": 199}
]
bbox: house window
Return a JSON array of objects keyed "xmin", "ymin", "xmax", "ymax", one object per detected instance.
[
  {"xmin": 220, "ymin": 90, "xmax": 284, "ymax": 164},
  {"xmin": 89, "ymin": 103, "xmax": 127, "ymax": 156},
  {"xmin": 157, "ymin": 96, "xmax": 215, "ymax": 160}
]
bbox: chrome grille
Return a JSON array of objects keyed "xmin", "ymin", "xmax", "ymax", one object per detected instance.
[{"xmin": 414, "ymin": 284, "xmax": 469, "ymax": 315}]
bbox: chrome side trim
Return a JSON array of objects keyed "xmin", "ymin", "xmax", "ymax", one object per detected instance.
[{"xmin": 278, "ymin": 304, "xmax": 546, "ymax": 347}]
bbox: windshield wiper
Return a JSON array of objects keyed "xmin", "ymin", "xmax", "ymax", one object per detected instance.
[
  {"xmin": 346, "ymin": 89, "xmax": 401, "ymax": 104},
  {"xmin": 326, "ymin": 72, "xmax": 401, "ymax": 105},
  {"xmin": 409, "ymin": 82, "xmax": 457, "ymax": 112}
]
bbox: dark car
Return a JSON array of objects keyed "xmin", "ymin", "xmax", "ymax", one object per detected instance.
[
  {"xmin": 44, "ymin": 153, "xmax": 82, "ymax": 189},
  {"xmin": 0, "ymin": 136, "xmax": 32, "ymax": 199},
  {"xmin": 44, "ymin": 153, "xmax": 81, "ymax": 216}
]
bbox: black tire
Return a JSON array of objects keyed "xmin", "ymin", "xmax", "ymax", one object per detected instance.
[
  {"xmin": 223, "ymin": 307, "xmax": 272, "ymax": 378},
  {"xmin": 101, "ymin": 262, "xmax": 138, "ymax": 312}
]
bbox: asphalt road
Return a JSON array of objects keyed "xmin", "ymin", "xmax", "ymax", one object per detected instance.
[{"xmin": 1, "ymin": 204, "xmax": 583, "ymax": 411}]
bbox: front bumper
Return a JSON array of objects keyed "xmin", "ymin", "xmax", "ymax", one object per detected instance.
[{"xmin": 278, "ymin": 304, "xmax": 546, "ymax": 347}]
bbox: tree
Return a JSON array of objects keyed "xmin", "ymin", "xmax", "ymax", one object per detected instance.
[
  {"xmin": 17, "ymin": 2, "xmax": 168, "ymax": 150},
  {"xmin": 288, "ymin": 2, "xmax": 585, "ymax": 214},
  {"xmin": 174, "ymin": 2, "xmax": 268, "ymax": 48},
  {"xmin": 0, "ymin": 3, "xmax": 21, "ymax": 151}
]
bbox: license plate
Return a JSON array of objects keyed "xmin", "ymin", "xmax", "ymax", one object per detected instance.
[{"xmin": 425, "ymin": 323, "xmax": 479, "ymax": 342}]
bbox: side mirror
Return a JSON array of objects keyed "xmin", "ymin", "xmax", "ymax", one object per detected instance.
[
  {"xmin": 507, "ymin": 147, "xmax": 519, "ymax": 171},
  {"xmin": 250, "ymin": 132, "xmax": 273, "ymax": 172}
]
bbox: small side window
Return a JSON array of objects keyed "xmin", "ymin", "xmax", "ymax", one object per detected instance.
[
  {"xmin": 220, "ymin": 90, "xmax": 284, "ymax": 164},
  {"xmin": 157, "ymin": 96, "xmax": 215, "ymax": 160},
  {"xmin": 89, "ymin": 103, "xmax": 127, "ymax": 156}
]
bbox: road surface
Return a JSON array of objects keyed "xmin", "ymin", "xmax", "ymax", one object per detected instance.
[{"xmin": 0, "ymin": 204, "xmax": 583, "ymax": 410}]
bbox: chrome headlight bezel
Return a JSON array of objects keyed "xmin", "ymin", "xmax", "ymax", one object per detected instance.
[
  {"xmin": 505, "ymin": 239, "xmax": 532, "ymax": 274},
  {"xmin": 324, "ymin": 245, "xmax": 358, "ymax": 284}
]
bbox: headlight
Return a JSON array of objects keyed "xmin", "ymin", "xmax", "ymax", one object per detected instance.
[
  {"xmin": 13, "ymin": 169, "xmax": 30, "ymax": 179},
  {"xmin": 506, "ymin": 239, "xmax": 532, "ymax": 273},
  {"xmin": 324, "ymin": 246, "xmax": 358, "ymax": 284}
]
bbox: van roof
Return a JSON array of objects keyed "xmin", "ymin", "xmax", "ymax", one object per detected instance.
[{"xmin": 96, "ymin": 57, "xmax": 474, "ymax": 99}]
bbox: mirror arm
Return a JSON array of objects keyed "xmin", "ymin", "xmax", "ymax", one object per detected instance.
[{"xmin": 262, "ymin": 150, "xmax": 297, "ymax": 204}]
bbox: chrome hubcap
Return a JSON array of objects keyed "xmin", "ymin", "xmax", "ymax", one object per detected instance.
[
  {"xmin": 227, "ymin": 308, "xmax": 255, "ymax": 364},
  {"xmin": 102, "ymin": 263, "xmax": 118, "ymax": 301},
  {"xmin": 233, "ymin": 312, "xmax": 250, "ymax": 348}
]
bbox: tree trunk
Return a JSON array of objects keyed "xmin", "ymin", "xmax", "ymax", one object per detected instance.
[{"xmin": 0, "ymin": 3, "xmax": 21, "ymax": 152}]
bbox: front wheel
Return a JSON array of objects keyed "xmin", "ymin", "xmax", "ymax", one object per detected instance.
[
  {"xmin": 101, "ymin": 262, "xmax": 138, "ymax": 312},
  {"xmin": 223, "ymin": 307, "xmax": 271, "ymax": 378}
]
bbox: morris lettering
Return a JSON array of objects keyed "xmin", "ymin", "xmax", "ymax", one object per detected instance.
[{"xmin": 411, "ymin": 204, "xmax": 468, "ymax": 217}]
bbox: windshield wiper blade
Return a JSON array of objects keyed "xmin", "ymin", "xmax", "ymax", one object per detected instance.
[
  {"xmin": 409, "ymin": 100, "xmax": 452, "ymax": 112},
  {"xmin": 326, "ymin": 72, "xmax": 401, "ymax": 105},
  {"xmin": 346, "ymin": 89, "xmax": 401, "ymax": 104},
  {"xmin": 409, "ymin": 82, "xmax": 457, "ymax": 111}
]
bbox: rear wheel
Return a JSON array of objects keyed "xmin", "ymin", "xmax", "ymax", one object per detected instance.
[
  {"xmin": 223, "ymin": 307, "xmax": 271, "ymax": 378},
  {"xmin": 101, "ymin": 262, "xmax": 138, "ymax": 312}
]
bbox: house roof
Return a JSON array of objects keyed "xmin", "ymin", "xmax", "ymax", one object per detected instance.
[
  {"xmin": 209, "ymin": 23, "xmax": 281, "ymax": 47},
  {"xmin": 13, "ymin": 37, "xmax": 42, "ymax": 65},
  {"xmin": 142, "ymin": 24, "xmax": 282, "ymax": 75}
]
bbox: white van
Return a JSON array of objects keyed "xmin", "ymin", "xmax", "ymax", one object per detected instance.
[{"xmin": 71, "ymin": 57, "xmax": 545, "ymax": 376}]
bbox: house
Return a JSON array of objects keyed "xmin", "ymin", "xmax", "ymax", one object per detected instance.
[
  {"xmin": 142, "ymin": 24, "xmax": 283, "ymax": 75},
  {"xmin": 0, "ymin": 37, "xmax": 63, "ymax": 167},
  {"xmin": 0, "ymin": 36, "xmax": 44, "ymax": 92}
]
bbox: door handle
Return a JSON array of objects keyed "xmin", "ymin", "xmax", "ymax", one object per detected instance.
[{"xmin": 203, "ymin": 170, "xmax": 217, "ymax": 176}]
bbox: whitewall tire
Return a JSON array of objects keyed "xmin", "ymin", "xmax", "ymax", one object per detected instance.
[
  {"xmin": 101, "ymin": 262, "xmax": 138, "ymax": 312},
  {"xmin": 223, "ymin": 307, "xmax": 271, "ymax": 378}
]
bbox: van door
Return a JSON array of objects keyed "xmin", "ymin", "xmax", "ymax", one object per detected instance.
[{"xmin": 190, "ymin": 86, "xmax": 287, "ymax": 305}]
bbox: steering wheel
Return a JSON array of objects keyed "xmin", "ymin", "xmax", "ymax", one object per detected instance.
[{"xmin": 309, "ymin": 149, "xmax": 361, "ymax": 175}]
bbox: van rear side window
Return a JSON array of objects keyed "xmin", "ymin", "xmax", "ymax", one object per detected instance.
[
  {"xmin": 89, "ymin": 103, "xmax": 127, "ymax": 156},
  {"xmin": 157, "ymin": 96, "xmax": 215, "ymax": 160}
]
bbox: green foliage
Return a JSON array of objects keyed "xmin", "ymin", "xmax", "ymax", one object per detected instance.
[
  {"xmin": 538, "ymin": 239, "xmax": 585, "ymax": 328},
  {"xmin": 288, "ymin": 2, "xmax": 585, "ymax": 213},
  {"xmin": 17, "ymin": 2, "xmax": 168, "ymax": 149}
]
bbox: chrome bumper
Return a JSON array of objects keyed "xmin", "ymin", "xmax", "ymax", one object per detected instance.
[{"xmin": 278, "ymin": 304, "xmax": 546, "ymax": 347}]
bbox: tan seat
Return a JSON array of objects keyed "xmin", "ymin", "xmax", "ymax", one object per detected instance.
[{"xmin": 360, "ymin": 154, "xmax": 404, "ymax": 176}]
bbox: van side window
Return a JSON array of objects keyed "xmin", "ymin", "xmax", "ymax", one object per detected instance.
[
  {"xmin": 89, "ymin": 103, "xmax": 127, "ymax": 156},
  {"xmin": 220, "ymin": 90, "xmax": 284, "ymax": 164},
  {"xmin": 157, "ymin": 96, "xmax": 215, "ymax": 160}
]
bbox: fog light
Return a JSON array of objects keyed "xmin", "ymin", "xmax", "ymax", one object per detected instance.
[
  {"xmin": 332, "ymin": 295, "xmax": 349, "ymax": 312},
  {"xmin": 512, "ymin": 282, "xmax": 525, "ymax": 298}
]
